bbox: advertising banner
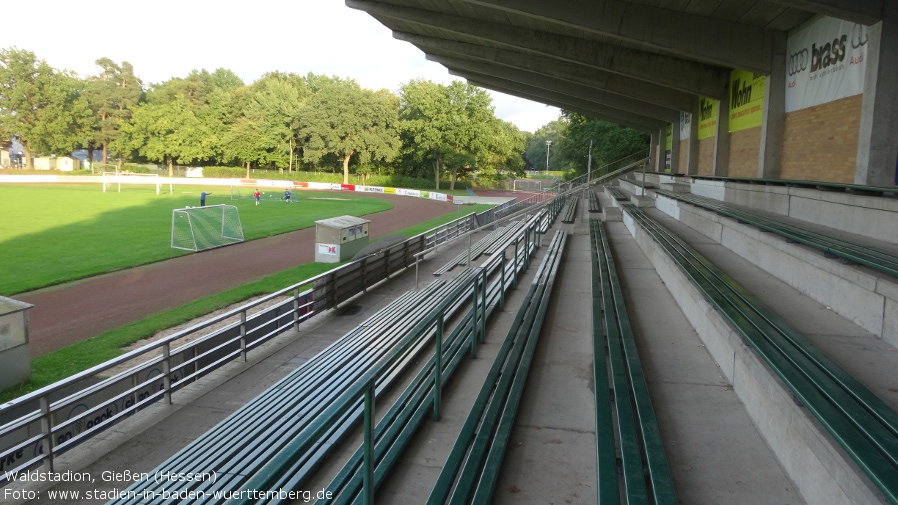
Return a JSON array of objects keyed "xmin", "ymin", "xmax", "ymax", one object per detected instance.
[
  {"xmin": 729, "ymin": 69, "xmax": 765, "ymax": 132},
  {"xmin": 680, "ymin": 112, "xmax": 691, "ymax": 140},
  {"xmin": 697, "ymin": 97, "xmax": 719, "ymax": 140},
  {"xmin": 785, "ymin": 16, "xmax": 868, "ymax": 112}
]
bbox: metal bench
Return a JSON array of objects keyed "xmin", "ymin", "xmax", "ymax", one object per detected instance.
[
  {"xmin": 589, "ymin": 218, "xmax": 677, "ymax": 504},
  {"xmin": 588, "ymin": 187, "xmax": 602, "ymax": 213},
  {"xmin": 425, "ymin": 229, "xmax": 568, "ymax": 504},
  {"xmin": 655, "ymin": 189, "xmax": 898, "ymax": 277},
  {"xmin": 315, "ymin": 225, "xmax": 537, "ymax": 504},
  {"xmin": 561, "ymin": 195, "xmax": 579, "ymax": 223},
  {"xmin": 433, "ymin": 221, "xmax": 523, "ymax": 276},
  {"xmin": 606, "ymin": 185, "xmax": 630, "ymax": 202},
  {"xmin": 623, "ymin": 203, "xmax": 898, "ymax": 504},
  {"xmin": 108, "ymin": 272, "xmax": 484, "ymax": 504}
]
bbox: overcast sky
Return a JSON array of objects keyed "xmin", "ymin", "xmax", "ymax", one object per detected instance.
[{"xmin": 0, "ymin": 1, "xmax": 560, "ymax": 133}]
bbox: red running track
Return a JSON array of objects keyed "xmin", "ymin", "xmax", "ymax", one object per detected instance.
[{"xmin": 18, "ymin": 192, "xmax": 455, "ymax": 356}]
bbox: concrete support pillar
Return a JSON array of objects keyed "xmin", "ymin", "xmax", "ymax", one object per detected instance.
[
  {"xmin": 686, "ymin": 109, "xmax": 700, "ymax": 175},
  {"xmin": 758, "ymin": 32, "xmax": 787, "ymax": 179},
  {"xmin": 669, "ymin": 120, "xmax": 681, "ymax": 173},
  {"xmin": 856, "ymin": 5, "xmax": 898, "ymax": 186},
  {"xmin": 713, "ymin": 99, "xmax": 731, "ymax": 177},
  {"xmin": 657, "ymin": 127, "xmax": 666, "ymax": 172}
]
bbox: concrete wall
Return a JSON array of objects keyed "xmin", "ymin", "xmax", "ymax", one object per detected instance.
[{"xmin": 781, "ymin": 95, "xmax": 863, "ymax": 183}]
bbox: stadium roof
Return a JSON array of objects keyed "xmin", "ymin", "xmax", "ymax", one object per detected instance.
[{"xmin": 347, "ymin": 0, "xmax": 884, "ymax": 131}]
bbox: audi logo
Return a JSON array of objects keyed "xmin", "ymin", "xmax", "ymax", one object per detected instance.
[
  {"xmin": 788, "ymin": 49, "xmax": 809, "ymax": 76},
  {"xmin": 851, "ymin": 23, "xmax": 868, "ymax": 49}
]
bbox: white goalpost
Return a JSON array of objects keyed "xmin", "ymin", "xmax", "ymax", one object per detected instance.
[
  {"xmin": 102, "ymin": 172, "xmax": 171, "ymax": 194},
  {"xmin": 512, "ymin": 179, "xmax": 546, "ymax": 193},
  {"xmin": 171, "ymin": 204, "xmax": 244, "ymax": 252}
]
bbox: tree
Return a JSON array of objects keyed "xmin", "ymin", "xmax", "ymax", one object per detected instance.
[
  {"xmin": 557, "ymin": 111, "xmax": 650, "ymax": 177},
  {"xmin": 524, "ymin": 119, "xmax": 567, "ymax": 172},
  {"xmin": 221, "ymin": 116, "xmax": 269, "ymax": 177},
  {"xmin": 399, "ymin": 80, "xmax": 498, "ymax": 189},
  {"xmin": 117, "ymin": 70, "xmax": 244, "ymax": 171},
  {"xmin": 302, "ymin": 75, "xmax": 400, "ymax": 184},
  {"xmin": 237, "ymin": 72, "xmax": 309, "ymax": 172},
  {"xmin": 116, "ymin": 94, "xmax": 213, "ymax": 176},
  {"xmin": 475, "ymin": 118, "xmax": 526, "ymax": 184},
  {"xmin": 83, "ymin": 58, "xmax": 144, "ymax": 167},
  {"xmin": 0, "ymin": 47, "xmax": 93, "ymax": 168}
]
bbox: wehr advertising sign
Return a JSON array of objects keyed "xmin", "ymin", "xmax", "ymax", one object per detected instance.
[
  {"xmin": 698, "ymin": 97, "xmax": 719, "ymax": 140},
  {"xmin": 729, "ymin": 70, "xmax": 765, "ymax": 132},
  {"xmin": 786, "ymin": 16, "xmax": 868, "ymax": 112}
]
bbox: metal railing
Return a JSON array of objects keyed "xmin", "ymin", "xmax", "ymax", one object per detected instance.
[
  {"xmin": 510, "ymin": 149, "xmax": 650, "ymax": 205},
  {"xmin": 0, "ymin": 208, "xmax": 494, "ymax": 482}
]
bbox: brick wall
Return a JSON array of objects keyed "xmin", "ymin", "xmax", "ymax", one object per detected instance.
[
  {"xmin": 727, "ymin": 127, "xmax": 761, "ymax": 178},
  {"xmin": 678, "ymin": 140, "xmax": 688, "ymax": 173},
  {"xmin": 698, "ymin": 138, "xmax": 715, "ymax": 175},
  {"xmin": 780, "ymin": 94, "xmax": 862, "ymax": 183}
]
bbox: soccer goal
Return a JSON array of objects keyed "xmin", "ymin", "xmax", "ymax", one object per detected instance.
[
  {"xmin": 512, "ymin": 179, "xmax": 547, "ymax": 193},
  {"xmin": 171, "ymin": 204, "xmax": 244, "ymax": 252},
  {"xmin": 102, "ymin": 172, "xmax": 170, "ymax": 194}
]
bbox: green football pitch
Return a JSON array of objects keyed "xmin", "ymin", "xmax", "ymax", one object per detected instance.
[{"xmin": 0, "ymin": 184, "xmax": 393, "ymax": 296}]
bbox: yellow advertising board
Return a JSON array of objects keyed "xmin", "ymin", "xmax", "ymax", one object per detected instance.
[
  {"xmin": 697, "ymin": 97, "xmax": 719, "ymax": 140},
  {"xmin": 729, "ymin": 69, "xmax": 765, "ymax": 132}
]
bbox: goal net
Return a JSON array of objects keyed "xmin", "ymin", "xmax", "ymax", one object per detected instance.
[
  {"xmin": 171, "ymin": 204, "xmax": 244, "ymax": 252},
  {"xmin": 103, "ymin": 172, "xmax": 169, "ymax": 194},
  {"xmin": 512, "ymin": 179, "xmax": 548, "ymax": 193}
]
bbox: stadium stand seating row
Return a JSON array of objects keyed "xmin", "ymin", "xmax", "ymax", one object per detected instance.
[
  {"xmin": 589, "ymin": 218, "xmax": 677, "ymax": 504},
  {"xmin": 561, "ymin": 195, "xmax": 579, "ymax": 224},
  {"xmin": 433, "ymin": 221, "xmax": 524, "ymax": 276},
  {"xmin": 654, "ymin": 189, "xmax": 898, "ymax": 277},
  {"xmin": 425, "ymin": 229, "xmax": 568, "ymax": 504},
  {"xmin": 109, "ymin": 271, "xmax": 485, "ymax": 503},
  {"xmin": 605, "ymin": 185, "xmax": 631, "ymax": 202},
  {"xmin": 622, "ymin": 202, "xmax": 898, "ymax": 504}
]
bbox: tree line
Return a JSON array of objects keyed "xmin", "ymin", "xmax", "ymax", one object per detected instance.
[{"xmin": 0, "ymin": 47, "xmax": 648, "ymax": 188}]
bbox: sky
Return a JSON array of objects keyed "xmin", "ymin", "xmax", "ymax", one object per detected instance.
[{"xmin": 0, "ymin": 1, "xmax": 560, "ymax": 133}]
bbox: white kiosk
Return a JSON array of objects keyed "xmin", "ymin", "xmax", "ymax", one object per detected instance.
[
  {"xmin": 315, "ymin": 215, "xmax": 371, "ymax": 263},
  {"xmin": 0, "ymin": 297, "xmax": 32, "ymax": 390}
]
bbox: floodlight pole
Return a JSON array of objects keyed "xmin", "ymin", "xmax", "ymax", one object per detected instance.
[{"xmin": 587, "ymin": 140, "xmax": 593, "ymax": 184}]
